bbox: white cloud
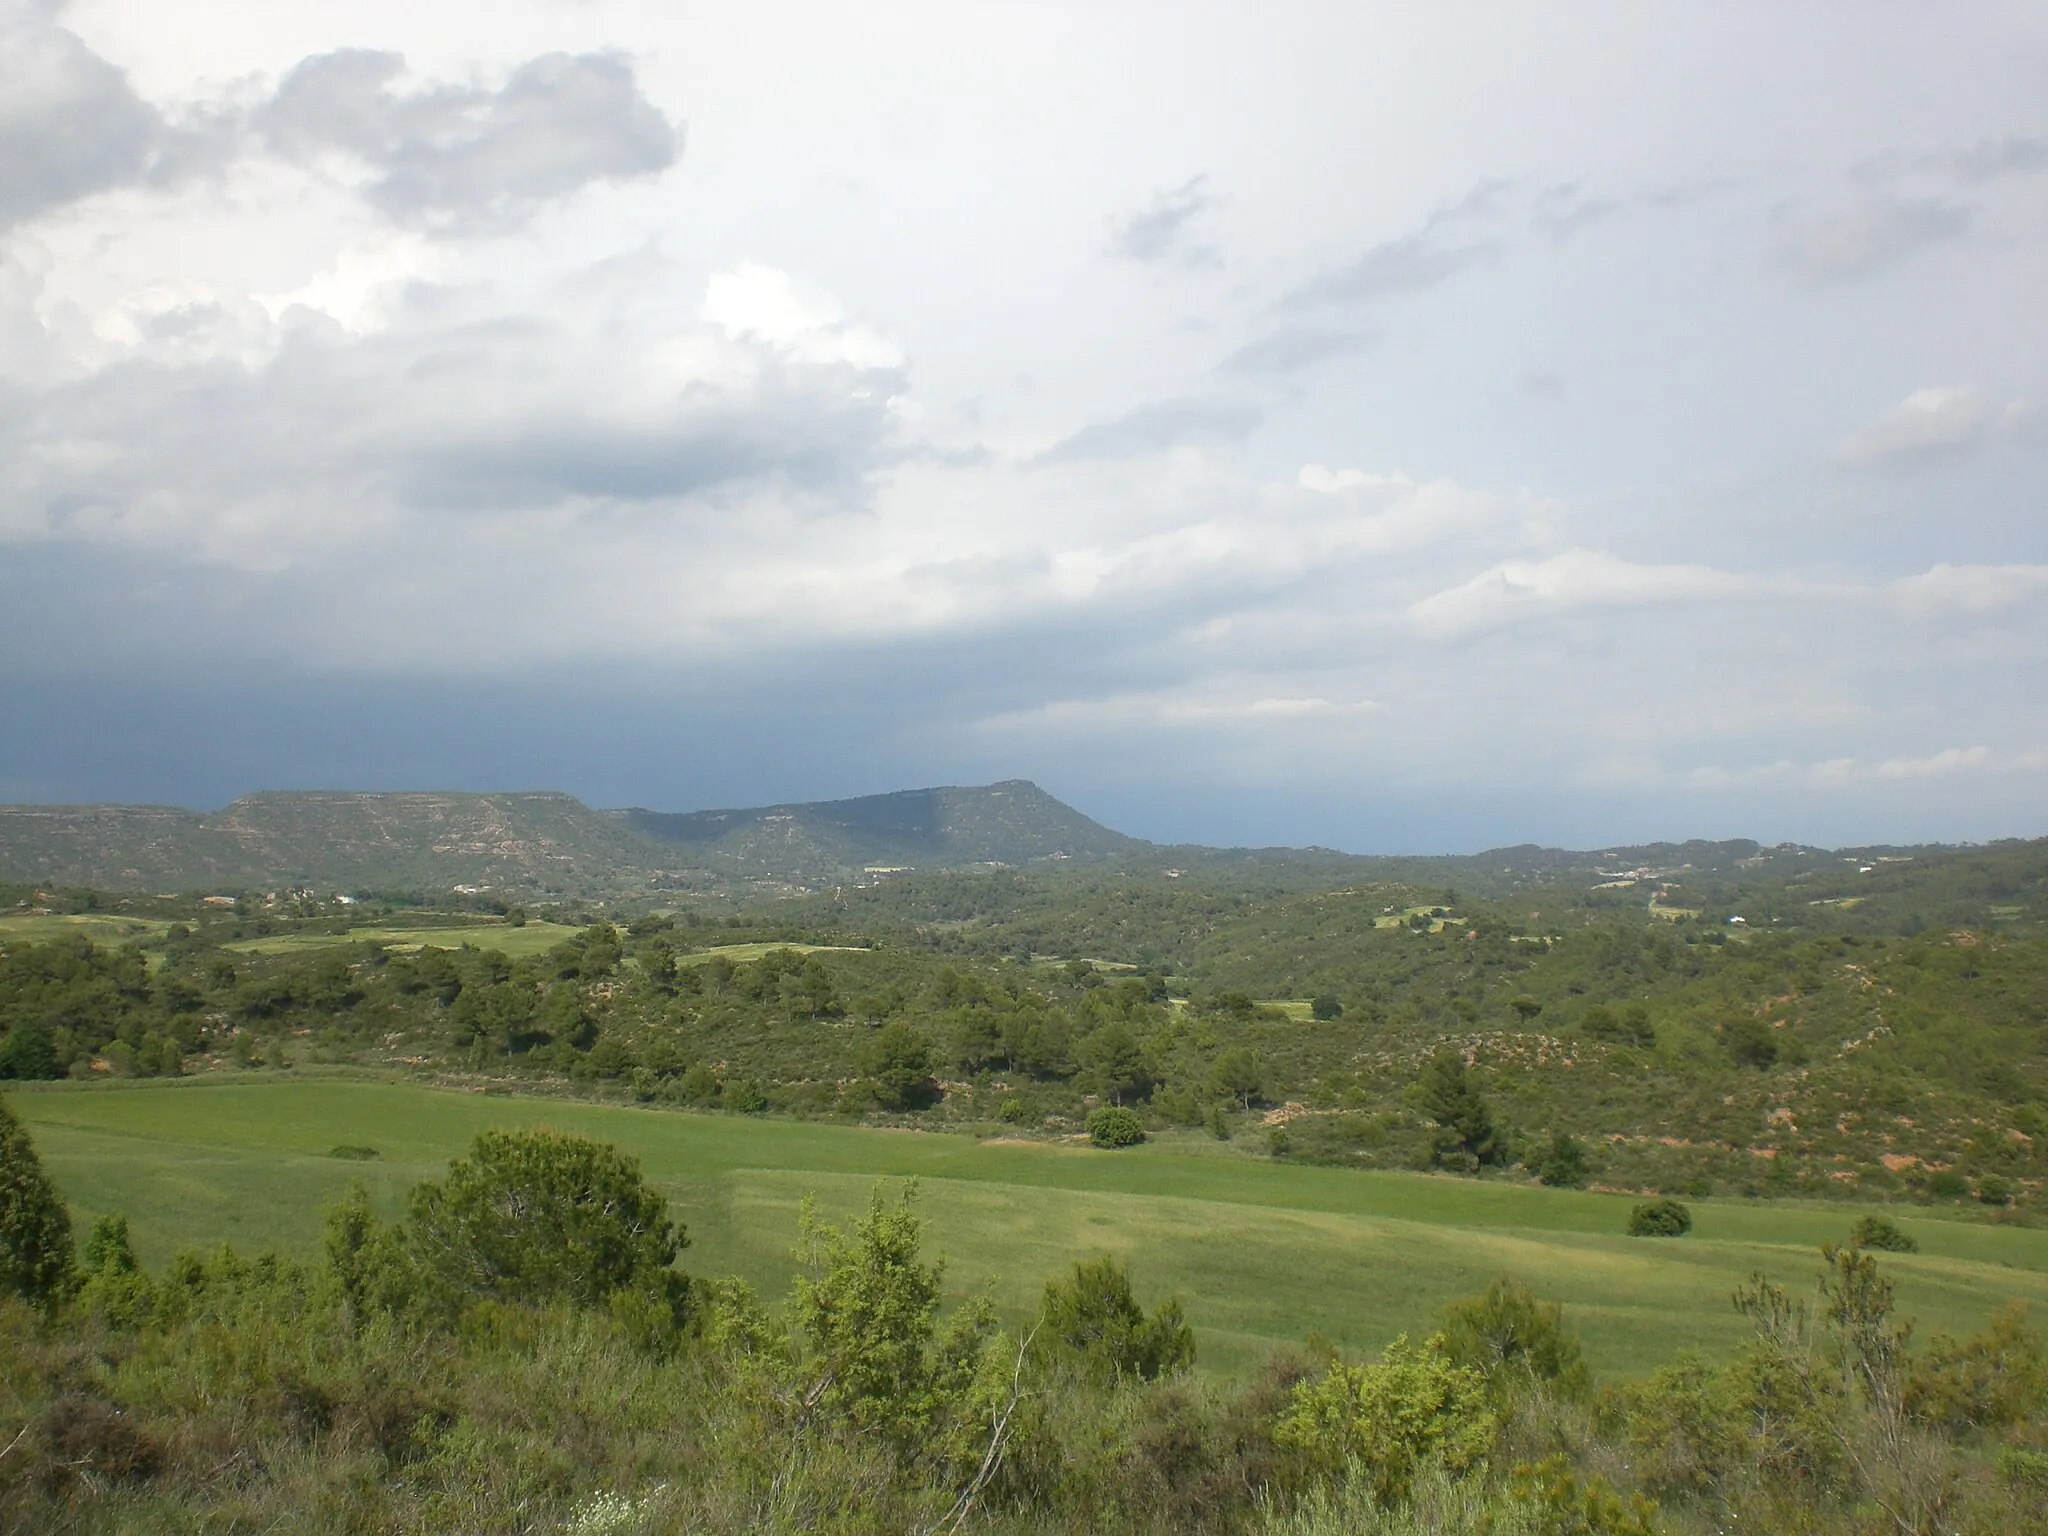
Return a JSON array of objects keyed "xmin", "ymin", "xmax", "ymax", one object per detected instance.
[
  {"xmin": 1409, "ymin": 550, "xmax": 1760, "ymax": 638},
  {"xmin": 1833, "ymin": 385, "xmax": 2027, "ymax": 466},
  {"xmin": 702, "ymin": 262, "xmax": 901, "ymax": 370},
  {"xmin": 1891, "ymin": 562, "xmax": 2048, "ymax": 616}
]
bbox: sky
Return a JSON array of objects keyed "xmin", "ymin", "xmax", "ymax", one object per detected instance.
[{"xmin": 2, "ymin": 0, "xmax": 2045, "ymax": 852}]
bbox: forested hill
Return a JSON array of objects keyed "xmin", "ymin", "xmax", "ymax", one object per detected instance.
[
  {"xmin": 0, "ymin": 781, "xmax": 1146, "ymax": 899},
  {"xmin": 615, "ymin": 779, "xmax": 1141, "ymax": 877},
  {"xmin": 2, "ymin": 782, "xmax": 2042, "ymax": 916}
]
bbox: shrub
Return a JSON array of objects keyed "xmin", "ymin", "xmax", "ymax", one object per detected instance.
[
  {"xmin": 1849, "ymin": 1214, "xmax": 1918, "ymax": 1253},
  {"xmin": 328, "ymin": 1144, "xmax": 380, "ymax": 1160},
  {"xmin": 1538, "ymin": 1130, "xmax": 1590, "ymax": 1189},
  {"xmin": 1627, "ymin": 1199, "xmax": 1692, "ymax": 1237},
  {"xmin": 1905, "ymin": 1301, "xmax": 2047, "ymax": 1432},
  {"xmin": 1275, "ymin": 1333, "xmax": 1496, "ymax": 1502},
  {"xmin": 1087, "ymin": 1106, "xmax": 1146, "ymax": 1148},
  {"xmin": 1310, "ymin": 996, "xmax": 1344, "ymax": 1021},
  {"xmin": 1033, "ymin": 1256, "xmax": 1194, "ymax": 1381},
  {"xmin": 402, "ymin": 1128, "xmax": 688, "ymax": 1311},
  {"xmin": 1975, "ymin": 1173, "xmax": 2012, "ymax": 1207},
  {"xmin": 1509, "ymin": 1454, "xmax": 1660, "ymax": 1536},
  {"xmin": 1926, "ymin": 1169, "xmax": 1969, "ymax": 1200},
  {"xmin": 0, "ymin": 1095, "xmax": 73, "ymax": 1304},
  {"xmin": 1437, "ymin": 1277, "xmax": 1591, "ymax": 1401}
]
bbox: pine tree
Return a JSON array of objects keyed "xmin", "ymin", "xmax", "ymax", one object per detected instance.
[{"xmin": 0, "ymin": 1095, "xmax": 74, "ymax": 1304}]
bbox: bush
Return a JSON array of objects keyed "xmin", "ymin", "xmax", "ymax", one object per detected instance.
[
  {"xmin": 1033, "ymin": 1256, "xmax": 1194, "ymax": 1381},
  {"xmin": 1627, "ymin": 1199, "xmax": 1692, "ymax": 1238},
  {"xmin": 1086, "ymin": 1106, "xmax": 1146, "ymax": 1148},
  {"xmin": 0, "ymin": 1095, "xmax": 73, "ymax": 1304},
  {"xmin": 1538, "ymin": 1130, "xmax": 1590, "ymax": 1189},
  {"xmin": 1975, "ymin": 1173, "xmax": 2012, "ymax": 1207},
  {"xmin": 401, "ymin": 1128, "xmax": 689, "ymax": 1311},
  {"xmin": 1850, "ymin": 1214, "xmax": 1918, "ymax": 1252},
  {"xmin": 1275, "ymin": 1333, "xmax": 1496, "ymax": 1502},
  {"xmin": 1927, "ymin": 1169, "xmax": 1969, "ymax": 1200},
  {"xmin": 1437, "ymin": 1277, "xmax": 1591, "ymax": 1401}
]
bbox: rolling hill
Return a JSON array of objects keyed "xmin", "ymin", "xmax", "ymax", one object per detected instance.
[{"xmin": 0, "ymin": 780, "xmax": 1148, "ymax": 900}]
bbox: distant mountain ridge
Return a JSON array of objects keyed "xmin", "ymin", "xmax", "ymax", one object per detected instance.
[
  {"xmin": 0, "ymin": 780, "xmax": 1978, "ymax": 904},
  {"xmin": 617, "ymin": 780, "xmax": 1139, "ymax": 873},
  {"xmin": 0, "ymin": 780, "xmax": 1144, "ymax": 900}
]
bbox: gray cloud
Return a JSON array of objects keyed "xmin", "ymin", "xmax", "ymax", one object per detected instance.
[
  {"xmin": 1037, "ymin": 398, "xmax": 1262, "ymax": 462},
  {"xmin": 0, "ymin": 10, "xmax": 160, "ymax": 229},
  {"xmin": 1280, "ymin": 181, "xmax": 1508, "ymax": 309},
  {"xmin": 1771, "ymin": 197, "xmax": 1971, "ymax": 283},
  {"xmin": 1220, "ymin": 322, "xmax": 1378, "ymax": 376},
  {"xmin": 0, "ymin": 308, "xmax": 899, "ymax": 555},
  {"xmin": 1108, "ymin": 175, "xmax": 1220, "ymax": 266},
  {"xmin": 261, "ymin": 49, "xmax": 677, "ymax": 227},
  {"xmin": 1953, "ymin": 135, "xmax": 2048, "ymax": 181}
]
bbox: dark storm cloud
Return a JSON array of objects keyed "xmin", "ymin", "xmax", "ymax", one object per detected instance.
[
  {"xmin": 1037, "ymin": 398, "xmax": 1262, "ymax": 462},
  {"xmin": 1220, "ymin": 322, "xmax": 1378, "ymax": 377},
  {"xmin": 1108, "ymin": 175, "xmax": 1220, "ymax": 266},
  {"xmin": 0, "ymin": 9, "xmax": 161, "ymax": 229},
  {"xmin": 260, "ymin": 49, "xmax": 678, "ymax": 226},
  {"xmin": 1770, "ymin": 196, "xmax": 1971, "ymax": 284}
]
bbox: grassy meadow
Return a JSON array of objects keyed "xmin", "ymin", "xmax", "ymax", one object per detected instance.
[
  {"xmin": 12, "ymin": 1076, "xmax": 2045, "ymax": 1379},
  {"xmin": 223, "ymin": 920, "xmax": 588, "ymax": 958},
  {"xmin": 0, "ymin": 912, "xmax": 170, "ymax": 946}
]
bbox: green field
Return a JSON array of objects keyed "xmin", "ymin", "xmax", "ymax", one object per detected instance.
[
  {"xmin": 12, "ymin": 1079, "xmax": 2044, "ymax": 1379},
  {"xmin": 0, "ymin": 912, "xmax": 170, "ymax": 945},
  {"xmin": 675, "ymin": 941, "xmax": 868, "ymax": 965},
  {"xmin": 224, "ymin": 920, "xmax": 588, "ymax": 957},
  {"xmin": 221, "ymin": 927, "xmax": 867, "ymax": 963}
]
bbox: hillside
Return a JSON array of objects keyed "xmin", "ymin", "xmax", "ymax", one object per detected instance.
[
  {"xmin": 614, "ymin": 779, "xmax": 1142, "ymax": 879},
  {"xmin": 0, "ymin": 781, "xmax": 1147, "ymax": 900}
]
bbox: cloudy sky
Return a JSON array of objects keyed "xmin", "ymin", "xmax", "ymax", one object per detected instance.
[{"xmin": 3, "ymin": 0, "xmax": 2045, "ymax": 850}]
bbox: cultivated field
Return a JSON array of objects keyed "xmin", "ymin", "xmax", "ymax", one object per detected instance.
[{"xmin": 13, "ymin": 1078, "xmax": 2045, "ymax": 1378}]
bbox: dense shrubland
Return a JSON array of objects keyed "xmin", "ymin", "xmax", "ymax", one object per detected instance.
[{"xmin": 3, "ymin": 1097, "xmax": 2046, "ymax": 1534}]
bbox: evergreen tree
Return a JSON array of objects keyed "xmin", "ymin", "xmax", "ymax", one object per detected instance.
[
  {"xmin": 0, "ymin": 1095, "xmax": 74, "ymax": 1304},
  {"xmin": 1418, "ymin": 1049, "xmax": 1506, "ymax": 1169}
]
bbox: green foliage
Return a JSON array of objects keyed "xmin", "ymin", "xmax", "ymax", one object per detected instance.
[
  {"xmin": 862, "ymin": 1019, "xmax": 938, "ymax": 1110},
  {"xmin": 1507, "ymin": 1455, "xmax": 1660, "ymax": 1536},
  {"xmin": 402, "ymin": 1128, "xmax": 687, "ymax": 1312},
  {"xmin": 1904, "ymin": 1301, "xmax": 2046, "ymax": 1432},
  {"xmin": 789, "ymin": 1185, "xmax": 998, "ymax": 1450},
  {"xmin": 1537, "ymin": 1131, "xmax": 1590, "ymax": 1189},
  {"xmin": 1276, "ymin": 1333, "xmax": 1497, "ymax": 1502},
  {"xmin": 1849, "ymin": 1214, "xmax": 1917, "ymax": 1253},
  {"xmin": 80, "ymin": 1212, "xmax": 137, "ymax": 1275},
  {"xmin": 1416, "ymin": 1050, "xmax": 1505, "ymax": 1170},
  {"xmin": 1436, "ymin": 1277, "xmax": 1590, "ymax": 1402},
  {"xmin": 1086, "ymin": 1105, "xmax": 1146, "ymax": 1148},
  {"xmin": 1033, "ymin": 1256, "xmax": 1194, "ymax": 1381},
  {"xmin": 1208, "ymin": 1046, "xmax": 1263, "ymax": 1108},
  {"xmin": 1627, "ymin": 1199, "xmax": 1691, "ymax": 1238},
  {"xmin": 0, "ymin": 1094, "xmax": 72, "ymax": 1304}
]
